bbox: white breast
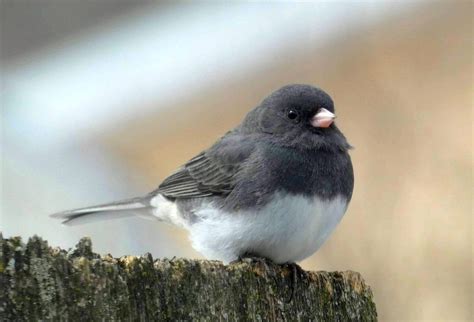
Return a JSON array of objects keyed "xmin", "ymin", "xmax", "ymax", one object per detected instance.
[{"xmin": 188, "ymin": 193, "xmax": 348, "ymax": 264}]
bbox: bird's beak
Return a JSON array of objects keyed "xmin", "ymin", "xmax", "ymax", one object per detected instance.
[{"xmin": 310, "ymin": 108, "xmax": 336, "ymax": 128}]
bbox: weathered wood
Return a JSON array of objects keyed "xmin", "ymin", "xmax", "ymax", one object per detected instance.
[{"xmin": 0, "ymin": 233, "xmax": 377, "ymax": 321}]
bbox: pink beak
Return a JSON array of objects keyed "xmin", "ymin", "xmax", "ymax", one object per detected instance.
[{"xmin": 310, "ymin": 108, "xmax": 336, "ymax": 128}]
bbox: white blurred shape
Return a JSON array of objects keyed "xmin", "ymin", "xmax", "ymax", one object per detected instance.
[{"xmin": 3, "ymin": 2, "xmax": 414, "ymax": 148}]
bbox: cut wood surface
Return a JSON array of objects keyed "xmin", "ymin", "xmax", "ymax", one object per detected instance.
[{"xmin": 0, "ymin": 234, "xmax": 377, "ymax": 321}]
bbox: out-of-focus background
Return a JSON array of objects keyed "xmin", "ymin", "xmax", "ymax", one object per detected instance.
[{"xmin": 1, "ymin": 1, "xmax": 472, "ymax": 320}]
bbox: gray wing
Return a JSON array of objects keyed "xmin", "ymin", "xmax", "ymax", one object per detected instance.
[{"xmin": 155, "ymin": 133, "xmax": 254, "ymax": 199}]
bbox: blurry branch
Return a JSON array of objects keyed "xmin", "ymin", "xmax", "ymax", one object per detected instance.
[{"xmin": 0, "ymin": 234, "xmax": 377, "ymax": 320}]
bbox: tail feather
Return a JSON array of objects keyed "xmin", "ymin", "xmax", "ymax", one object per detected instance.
[{"xmin": 51, "ymin": 196, "xmax": 154, "ymax": 225}]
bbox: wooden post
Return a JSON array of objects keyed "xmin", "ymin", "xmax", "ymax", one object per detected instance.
[{"xmin": 0, "ymin": 234, "xmax": 377, "ymax": 321}]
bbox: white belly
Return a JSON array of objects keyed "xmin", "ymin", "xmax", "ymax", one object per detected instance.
[{"xmin": 188, "ymin": 193, "xmax": 348, "ymax": 264}]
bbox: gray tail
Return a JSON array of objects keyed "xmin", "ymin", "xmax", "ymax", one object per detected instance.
[{"xmin": 50, "ymin": 196, "xmax": 154, "ymax": 226}]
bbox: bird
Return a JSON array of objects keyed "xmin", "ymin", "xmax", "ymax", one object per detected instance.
[{"xmin": 52, "ymin": 84, "xmax": 354, "ymax": 264}]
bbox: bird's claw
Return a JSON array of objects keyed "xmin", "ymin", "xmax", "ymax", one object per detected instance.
[{"xmin": 285, "ymin": 262, "xmax": 306, "ymax": 303}]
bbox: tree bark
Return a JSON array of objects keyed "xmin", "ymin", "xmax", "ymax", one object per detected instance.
[{"xmin": 0, "ymin": 233, "xmax": 377, "ymax": 321}]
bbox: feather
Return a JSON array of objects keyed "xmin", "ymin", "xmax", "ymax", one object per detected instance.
[{"xmin": 50, "ymin": 197, "xmax": 152, "ymax": 225}]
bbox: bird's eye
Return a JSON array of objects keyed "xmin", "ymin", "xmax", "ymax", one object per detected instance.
[{"xmin": 287, "ymin": 110, "xmax": 299, "ymax": 120}]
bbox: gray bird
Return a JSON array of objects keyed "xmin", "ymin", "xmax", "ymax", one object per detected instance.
[{"xmin": 52, "ymin": 84, "xmax": 354, "ymax": 264}]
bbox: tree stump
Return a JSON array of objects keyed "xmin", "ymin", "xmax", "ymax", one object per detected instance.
[{"xmin": 0, "ymin": 233, "xmax": 377, "ymax": 321}]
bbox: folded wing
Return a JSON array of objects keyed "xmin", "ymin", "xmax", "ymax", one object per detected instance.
[{"xmin": 156, "ymin": 133, "xmax": 253, "ymax": 199}]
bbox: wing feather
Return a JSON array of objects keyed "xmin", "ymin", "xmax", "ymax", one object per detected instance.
[
  {"xmin": 156, "ymin": 134, "xmax": 253, "ymax": 199},
  {"xmin": 157, "ymin": 152, "xmax": 236, "ymax": 199}
]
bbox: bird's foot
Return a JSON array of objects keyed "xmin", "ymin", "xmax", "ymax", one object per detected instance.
[
  {"xmin": 284, "ymin": 262, "xmax": 306, "ymax": 303},
  {"xmin": 230, "ymin": 255, "xmax": 306, "ymax": 303},
  {"xmin": 231, "ymin": 253, "xmax": 276, "ymax": 274}
]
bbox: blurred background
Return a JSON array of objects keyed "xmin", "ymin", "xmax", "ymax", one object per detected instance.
[{"xmin": 1, "ymin": 1, "xmax": 472, "ymax": 320}]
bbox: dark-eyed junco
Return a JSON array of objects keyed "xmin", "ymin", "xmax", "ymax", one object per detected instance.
[{"xmin": 52, "ymin": 84, "xmax": 354, "ymax": 264}]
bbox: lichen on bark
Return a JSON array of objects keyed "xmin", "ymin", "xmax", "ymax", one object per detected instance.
[{"xmin": 0, "ymin": 233, "xmax": 377, "ymax": 321}]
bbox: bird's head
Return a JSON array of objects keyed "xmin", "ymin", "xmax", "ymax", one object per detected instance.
[{"xmin": 242, "ymin": 84, "xmax": 351, "ymax": 151}]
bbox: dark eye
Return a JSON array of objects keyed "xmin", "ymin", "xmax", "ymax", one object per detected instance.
[{"xmin": 287, "ymin": 109, "xmax": 299, "ymax": 120}]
